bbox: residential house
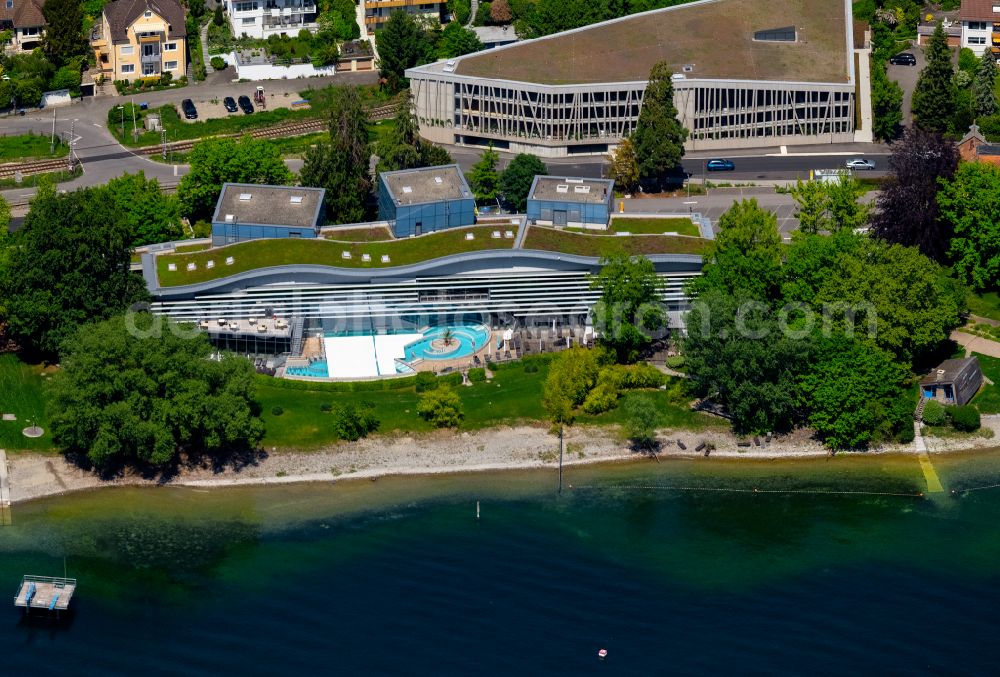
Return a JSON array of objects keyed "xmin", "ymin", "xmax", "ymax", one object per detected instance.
[
  {"xmin": 377, "ymin": 165, "xmax": 475, "ymax": 238},
  {"xmin": 960, "ymin": 0, "xmax": 1000, "ymax": 56},
  {"xmin": 363, "ymin": 0, "xmax": 446, "ymax": 33},
  {"xmin": 920, "ymin": 357, "xmax": 984, "ymax": 406},
  {"xmin": 0, "ymin": 0, "xmax": 46, "ymax": 52},
  {"xmin": 527, "ymin": 176, "xmax": 614, "ymax": 229},
  {"xmin": 224, "ymin": 0, "xmax": 318, "ymax": 40},
  {"xmin": 91, "ymin": 0, "xmax": 187, "ymax": 83},
  {"xmin": 211, "ymin": 183, "xmax": 326, "ymax": 246}
]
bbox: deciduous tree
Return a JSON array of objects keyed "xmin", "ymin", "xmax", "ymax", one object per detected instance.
[
  {"xmin": 632, "ymin": 60, "xmax": 687, "ymax": 187},
  {"xmin": 374, "ymin": 96, "xmax": 453, "ymax": 173},
  {"xmin": 468, "ymin": 144, "xmax": 500, "ymax": 202},
  {"xmin": 607, "ymin": 136, "xmax": 639, "ymax": 195},
  {"xmin": 1, "ymin": 186, "xmax": 149, "ymax": 358},
  {"xmin": 417, "ymin": 385, "xmax": 464, "ymax": 427},
  {"xmin": 178, "ymin": 137, "xmax": 294, "ymax": 221},
  {"xmin": 937, "ymin": 161, "xmax": 1000, "ymax": 290},
  {"xmin": 542, "ymin": 347, "xmax": 603, "ymax": 425},
  {"xmin": 870, "ymin": 126, "xmax": 959, "ymax": 261},
  {"xmin": 911, "ymin": 22, "xmax": 956, "ymax": 134},
  {"xmin": 590, "ymin": 252, "xmax": 664, "ymax": 363},
  {"xmin": 490, "ymin": 0, "xmax": 513, "ymax": 23},
  {"xmin": 499, "ymin": 153, "xmax": 546, "ymax": 210},
  {"xmin": 871, "ymin": 59, "xmax": 903, "ymax": 141},
  {"xmin": 104, "ymin": 172, "xmax": 183, "ymax": 246},
  {"xmin": 622, "ymin": 395, "xmax": 659, "ymax": 449},
  {"xmin": 49, "ymin": 314, "xmax": 264, "ymax": 469},
  {"xmin": 437, "ymin": 21, "xmax": 482, "ymax": 58}
]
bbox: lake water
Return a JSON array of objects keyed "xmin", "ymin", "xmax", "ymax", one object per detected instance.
[{"xmin": 4, "ymin": 450, "xmax": 1000, "ymax": 674}]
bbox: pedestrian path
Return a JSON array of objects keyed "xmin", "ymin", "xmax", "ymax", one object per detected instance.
[
  {"xmin": 200, "ymin": 22, "xmax": 215, "ymax": 76},
  {"xmin": 952, "ymin": 330, "xmax": 1000, "ymax": 359}
]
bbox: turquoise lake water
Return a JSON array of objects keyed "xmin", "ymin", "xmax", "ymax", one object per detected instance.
[{"xmin": 3, "ymin": 451, "xmax": 1000, "ymax": 674}]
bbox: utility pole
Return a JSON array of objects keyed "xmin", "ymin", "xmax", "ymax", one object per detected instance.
[
  {"xmin": 68, "ymin": 118, "xmax": 76, "ymax": 172},
  {"xmin": 161, "ymin": 128, "xmax": 167, "ymax": 160},
  {"xmin": 50, "ymin": 108, "xmax": 56, "ymax": 153},
  {"xmin": 131, "ymin": 96, "xmax": 137, "ymax": 140}
]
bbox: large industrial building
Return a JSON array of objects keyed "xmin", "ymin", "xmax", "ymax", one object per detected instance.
[{"xmin": 407, "ymin": 0, "xmax": 866, "ymax": 156}]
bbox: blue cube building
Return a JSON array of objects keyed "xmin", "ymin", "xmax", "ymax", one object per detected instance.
[
  {"xmin": 211, "ymin": 183, "xmax": 326, "ymax": 246},
  {"xmin": 527, "ymin": 176, "xmax": 614, "ymax": 228},
  {"xmin": 377, "ymin": 165, "xmax": 476, "ymax": 237}
]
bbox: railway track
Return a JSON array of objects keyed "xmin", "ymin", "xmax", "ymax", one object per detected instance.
[
  {"xmin": 0, "ymin": 157, "xmax": 75, "ymax": 180},
  {"xmin": 135, "ymin": 103, "xmax": 400, "ymax": 157}
]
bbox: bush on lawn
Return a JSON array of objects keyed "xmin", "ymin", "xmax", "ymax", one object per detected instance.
[
  {"xmin": 922, "ymin": 399, "xmax": 947, "ymax": 426},
  {"xmin": 271, "ymin": 406, "xmax": 284, "ymax": 416},
  {"xmin": 665, "ymin": 355, "xmax": 685, "ymax": 369},
  {"xmin": 417, "ymin": 385, "xmax": 464, "ymax": 427},
  {"xmin": 211, "ymin": 56, "xmax": 227, "ymax": 70},
  {"xmin": 467, "ymin": 367, "xmax": 487, "ymax": 382},
  {"xmin": 949, "ymin": 405, "xmax": 981, "ymax": 432}
]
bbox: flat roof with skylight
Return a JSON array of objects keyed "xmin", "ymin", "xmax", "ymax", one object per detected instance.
[
  {"xmin": 380, "ymin": 165, "xmax": 472, "ymax": 206},
  {"xmin": 213, "ymin": 183, "xmax": 325, "ymax": 229},
  {"xmin": 529, "ymin": 177, "xmax": 614, "ymax": 205}
]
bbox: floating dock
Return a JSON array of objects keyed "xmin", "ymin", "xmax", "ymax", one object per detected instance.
[{"xmin": 14, "ymin": 575, "xmax": 76, "ymax": 612}]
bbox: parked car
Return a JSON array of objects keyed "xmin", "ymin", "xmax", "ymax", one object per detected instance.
[
  {"xmin": 706, "ymin": 158, "xmax": 735, "ymax": 171},
  {"xmin": 181, "ymin": 98, "xmax": 197, "ymax": 120},
  {"xmin": 845, "ymin": 158, "xmax": 875, "ymax": 170},
  {"xmin": 238, "ymin": 95, "xmax": 254, "ymax": 114},
  {"xmin": 889, "ymin": 52, "xmax": 917, "ymax": 66},
  {"xmin": 223, "ymin": 96, "xmax": 238, "ymax": 113}
]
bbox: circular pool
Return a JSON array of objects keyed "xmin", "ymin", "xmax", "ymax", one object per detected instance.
[{"xmin": 404, "ymin": 324, "xmax": 490, "ymax": 361}]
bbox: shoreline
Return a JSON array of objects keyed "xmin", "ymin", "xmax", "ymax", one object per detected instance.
[{"xmin": 6, "ymin": 417, "xmax": 1000, "ymax": 505}]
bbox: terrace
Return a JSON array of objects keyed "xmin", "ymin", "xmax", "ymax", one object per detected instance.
[
  {"xmin": 453, "ymin": 0, "xmax": 848, "ymax": 85},
  {"xmin": 156, "ymin": 226, "xmax": 516, "ymax": 286}
]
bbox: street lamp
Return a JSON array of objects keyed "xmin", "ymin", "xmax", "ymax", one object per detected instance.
[{"xmin": 117, "ymin": 104, "xmax": 125, "ymax": 137}]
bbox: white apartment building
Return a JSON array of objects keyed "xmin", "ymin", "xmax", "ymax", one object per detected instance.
[
  {"xmin": 960, "ymin": 0, "xmax": 1000, "ymax": 56},
  {"xmin": 225, "ymin": 0, "xmax": 318, "ymax": 39}
]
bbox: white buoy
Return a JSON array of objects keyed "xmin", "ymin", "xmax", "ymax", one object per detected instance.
[
  {"xmin": 598, "ymin": 649, "xmax": 608, "ymax": 659},
  {"xmin": 476, "ymin": 501, "xmax": 480, "ymax": 520}
]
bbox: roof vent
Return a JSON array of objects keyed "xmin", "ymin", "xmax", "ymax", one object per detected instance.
[
  {"xmin": 402, "ymin": 186, "xmax": 412, "ymax": 194},
  {"xmin": 447, "ymin": 60, "xmax": 456, "ymax": 67},
  {"xmin": 556, "ymin": 184, "xmax": 569, "ymax": 193},
  {"xmin": 224, "ymin": 214, "xmax": 235, "ymax": 223},
  {"xmin": 682, "ymin": 64, "xmax": 694, "ymax": 72},
  {"xmin": 566, "ymin": 178, "xmax": 583, "ymax": 184},
  {"xmin": 434, "ymin": 176, "xmax": 443, "ymax": 184},
  {"xmin": 239, "ymin": 192, "xmax": 252, "ymax": 201},
  {"xmin": 574, "ymin": 185, "xmax": 591, "ymax": 194},
  {"xmin": 290, "ymin": 195, "xmax": 303, "ymax": 204}
]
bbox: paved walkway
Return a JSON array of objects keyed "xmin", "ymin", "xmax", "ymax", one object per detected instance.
[
  {"xmin": 0, "ymin": 449, "xmax": 11, "ymax": 524},
  {"xmin": 200, "ymin": 22, "xmax": 215, "ymax": 75},
  {"xmin": 952, "ymin": 330, "xmax": 1000, "ymax": 358}
]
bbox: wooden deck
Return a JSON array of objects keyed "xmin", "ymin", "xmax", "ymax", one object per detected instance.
[{"xmin": 14, "ymin": 576, "xmax": 76, "ymax": 611}]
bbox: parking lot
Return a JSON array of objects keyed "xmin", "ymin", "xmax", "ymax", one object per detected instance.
[{"xmin": 175, "ymin": 89, "xmax": 311, "ymax": 123}]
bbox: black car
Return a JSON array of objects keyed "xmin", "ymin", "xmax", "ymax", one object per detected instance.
[
  {"xmin": 889, "ymin": 52, "xmax": 917, "ymax": 66},
  {"xmin": 223, "ymin": 96, "xmax": 238, "ymax": 113},
  {"xmin": 706, "ymin": 158, "xmax": 735, "ymax": 171},
  {"xmin": 181, "ymin": 98, "xmax": 197, "ymax": 120},
  {"xmin": 238, "ymin": 95, "xmax": 254, "ymax": 114}
]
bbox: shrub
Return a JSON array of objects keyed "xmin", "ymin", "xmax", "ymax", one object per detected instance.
[
  {"xmin": 665, "ymin": 355, "xmax": 685, "ymax": 369},
  {"xmin": 414, "ymin": 371, "xmax": 438, "ymax": 392},
  {"xmin": 597, "ymin": 364, "xmax": 664, "ymax": 391},
  {"xmin": 581, "ymin": 382, "xmax": 619, "ymax": 415},
  {"xmin": 271, "ymin": 406, "xmax": 284, "ymax": 416},
  {"xmin": 192, "ymin": 220, "xmax": 211, "ymax": 238},
  {"xmin": 524, "ymin": 362, "xmax": 539, "ymax": 373},
  {"xmin": 332, "ymin": 402, "xmax": 379, "ymax": 440},
  {"xmin": 467, "ymin": 367, "xmax": 487, "ymax": 382},
  {"xmin": 896, "ymin": 423, "xmax": 915, "ymax": 444},
  {"xmin": 922, "ymin": 399, "xmax": 947, "ymax": 426},
  {"xmin": 320, "ymin": 403, "xmax": 333, "ymax": 412},
  {"xmin": 949, "ymin": 405, "xmax": 981, "ymax": 432},
  {"xmin": 211, "ymin": 56, "xmax": 227, "ymax": 71},
  {"xmin": 417, "ymin": 385, "xmax": 464, "ymax": 427}
]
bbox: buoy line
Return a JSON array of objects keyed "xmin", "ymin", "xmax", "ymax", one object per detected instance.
[
  {"xmin": 951, "ymin": 481, "xmax": 1000, "ymax": 494},
  {"xmin": 569, "ymin": 484, "xmax": 924, "ymax": 498}
]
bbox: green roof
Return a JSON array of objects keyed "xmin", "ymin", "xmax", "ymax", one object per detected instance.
[{"xmin": 454, "ymin": 0, "xmax": 849, "ymax": 85}]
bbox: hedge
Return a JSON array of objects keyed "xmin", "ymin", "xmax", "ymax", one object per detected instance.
[
  {"xmin": 258, "ymin": 370, "xmax": 461, "ymax": 392},
  {"xmin": 949, "ymin": 405, "xmax": 981, "ymax": 432},
  {"xmin": 467, "ymin": 367, "xmax": 487, "ymax": 382}
]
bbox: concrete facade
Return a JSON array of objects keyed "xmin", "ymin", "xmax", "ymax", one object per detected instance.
[
  {"xmin": 211, "ymin": 183, "xmax": 325, "ymax": 246},
  {"xmin": 407, "ymin": 0, "xmax": 862, "ymax": 156},
  {"xmin": 527, "ymin": 176, "xmax": 614, "ymax": 228},
  {"xmin": 225, "ymin": 0, "xmax": 318, "ymax": 39}
]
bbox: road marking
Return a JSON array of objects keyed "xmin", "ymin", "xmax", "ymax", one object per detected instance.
[
  {"xmin": 763, "ymin": 152, "xmax": 871, "ymax": 157},
  {"xmin": 93, "ymin": 123, "xmax": 101, "ymax": 127},
  {"xmin": 780, "ymin": 145, "xmax": 787, "ymax": 155}
]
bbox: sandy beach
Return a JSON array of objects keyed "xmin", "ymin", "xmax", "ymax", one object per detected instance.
[{"xmin": 6, "ymin": 415, "xmax": 999, "ymax": 505}]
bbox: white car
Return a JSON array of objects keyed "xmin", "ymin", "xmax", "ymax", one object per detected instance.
[{"xmin": 846, "ymin": 158, "xmax": 875, "ymax": 170}]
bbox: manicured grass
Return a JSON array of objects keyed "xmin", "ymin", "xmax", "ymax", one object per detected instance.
[
  {"xmin": 157, "ymin": 226, "xmax": 514, "ymax": 286},
  {"xmin": 322, "ymin": 226, "xmax": 394, "ymax": 242},
  {"xmin": 606, "ymin": 217, "xmax": 700, "ymax": 236},
  {"xmin": 0, "ymin": 355, "xmax": 55, "ymax": 452},
  {"xmin": 0, "ymin": 133, "xmax": 69, "ymax": 162},
  {"xmin": 968, "ymin": 291, "xmax": 1000, "ymax": 323},
  {"xmin": 522, "ymin": 226, "xmax": 708, "ymax": 257},
  {"xmin": 0, "ymin": 166, "xmax": 80, "ymax": 188},
  {"xmin": 972, "ymin": 353, "xmax": 1000, "ymax": 415}
]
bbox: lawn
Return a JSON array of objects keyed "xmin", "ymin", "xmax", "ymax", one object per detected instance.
[
  {"xmin": 0, "ymin": 166, "xmax": 80, "ymax": 189},
  {"xmin": 157, "ymin": 226, "xmax": 515, "ymax": 286},
  {"xmin": 606, "ymin": 217, "xmax": 701, "ymax": 236},
  {"xmin": 322, "ymin": 226, "xmax": 394, "ymax": 242},
  {"xmin": 0, "ymin": 355, "xmax": 55, "ymax": 452},
  {"xmin": 973, "ymin": 353, "xmax": 1000, "ymax": 415},
  {"xmin": 522, "ymin": 226, "xmax": 708, "ymax": 257},
  {"xmin": 577, "ymin": 388, "xmax": 726, "ymax": 432},
  {"xmin": 968, "ymin": 291, "xmax": 1000, "ymax": 323},
  {"xmin": 0, "ymin": 133, "xmax": 69, "ymax": 162}
]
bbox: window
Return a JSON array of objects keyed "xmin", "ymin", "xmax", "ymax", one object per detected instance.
[
  {"xmin": 142, "ymin": 43, "xmax": 158, "ymax": 56},
  {"xmin": 234, "ymin": 1, "xmax": 258, "ymax": 10},
  {"xmin": 969, "ymin": 36, "xmax": 987, "ymax": 45},
  {"xmin": 142, "ymin": 63, "xmax": 157, "ymax": 75},
  {"xmin": 5, "ymin": 0, "xmax": 12, "ymax": 9},
  {"xmin": 143, "ymin": 10, "xmax": 151, "ymax": 17},
  {"xmin": 242, "ymin": 16, "xmax": 255, "ymax": 24},
  {"xmin": 121, "ymin": 64, "xmax": 135, "ymax": 73},
  {"xmin": 164, "ymin": 60, "xmax": 178, "ymax": 70},
  {"xmin": 969, "ymin": 21, "xmax": 989, "ymax": 30},
  {"xmin": 23, "ymin": 26, "xmax": 38, "ymax": 36},
  {"xmin": 120, "ymin": 45, "xmax": 134, "ymax": 55},
  {"xmin": 164, "ymin": 42, "xmax": 176, "ymax": 51}
]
